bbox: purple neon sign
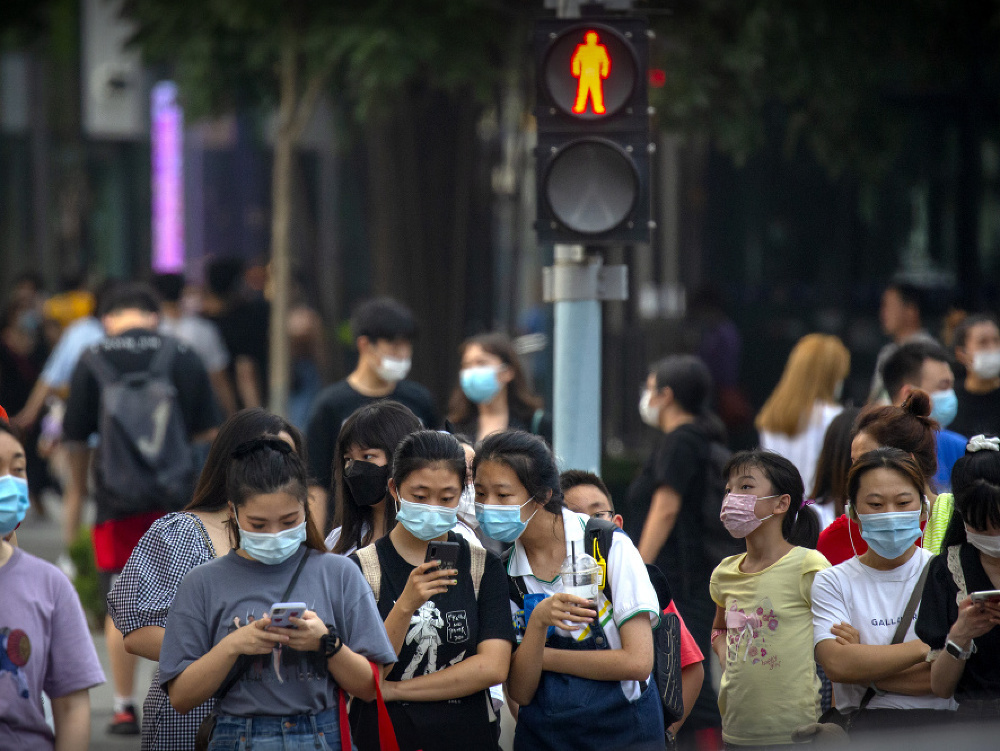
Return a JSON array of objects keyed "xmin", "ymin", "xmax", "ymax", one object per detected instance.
[{"xmin": 152, "ymin": 81, "xmax": 184, "ymax": 272}]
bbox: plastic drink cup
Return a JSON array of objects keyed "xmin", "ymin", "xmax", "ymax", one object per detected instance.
[{"xmin": 560, "ymin": 551, "xmax": 601, "ymax": 603}]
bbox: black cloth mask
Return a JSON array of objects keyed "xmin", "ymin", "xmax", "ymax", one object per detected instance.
[{"xmin": 344, "ymin": 461, "xmax": 390, "ymax": 507}]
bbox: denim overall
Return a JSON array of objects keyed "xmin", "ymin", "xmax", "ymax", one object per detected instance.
[{"xmin": 513, "ymin": 610, "xmax": 665, "ymax": 751}]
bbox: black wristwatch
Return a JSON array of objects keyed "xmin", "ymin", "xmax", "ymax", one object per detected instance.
[
  {"xmin": 320, "ymin": 624, "xmax": 343, "ymax": 659},
  {"xmin": 945, "ymin": 638, "xmax": 975, "ymax": 660}
]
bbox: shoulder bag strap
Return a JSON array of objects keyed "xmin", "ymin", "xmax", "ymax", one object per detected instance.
[
  {"xmin": 356, "ymin": 543, "xmax": 382, "ymax": 602},
  {"xmin": 469, "ymin": 543, "xmax": 486, "ymax": 600},
  {"xmin": 188, "ymin": 513, "xmax": 217, "ymax": 558},
  {"xmin": 855, "ymin": 559, "xmax": 932, "ymax": 715},
  {"xmin": 213, "ymin": 548, "xmax": 311, "ymax": 702}
]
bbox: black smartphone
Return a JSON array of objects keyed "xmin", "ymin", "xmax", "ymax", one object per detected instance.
[{"xmin": 425, "ymin": 541, "xmax": 461, "ymax": 571}]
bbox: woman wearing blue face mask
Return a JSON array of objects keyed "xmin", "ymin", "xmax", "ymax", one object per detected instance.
[
  {"xmin": 349, "ymin": 430, "xmax": 514, "ymax": 751},
  {"xmin": 475, "ymin": 430, "xmax": 664, "ymax": 751},
  {"xmin": 159, "ymin": 437, "xmax": 396, "ymax": 751},
  {"xmin": 811, "ymin": 448, "xmax": 956, "ymax": 736},
  {"xmin": 447, "ymin": 333, "xmax": 551, "ymax": 443},
  {"xmin": 0, "ymin": 419, "xmax": 106, "ymax": 751}
]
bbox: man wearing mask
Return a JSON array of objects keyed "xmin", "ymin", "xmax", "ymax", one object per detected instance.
[
  {"xmin": 305, "ymin": 297, "xmax": 438, "ymax": 521},
  {"xmin": 881, "ymin": 342, "xmax": 967, "ymax": 491},
  {"xmin": 952, "ymin": 314, "xmax": 1000, "ymax": 437}
]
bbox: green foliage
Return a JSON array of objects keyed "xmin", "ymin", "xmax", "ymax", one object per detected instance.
[
  {"xmin": 119, "ymin": 0, "xmax": 519, "ymax": 124},
  {"xmin": 651, "ymin": 0, "xmax": 1000, "ymax": 179},
  {"xmin": 68, "ymin": 526, "xmax": 102, "ymax": 628}
]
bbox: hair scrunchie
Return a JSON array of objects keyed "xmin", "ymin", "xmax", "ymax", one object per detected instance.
[
  {"xmin": 231, "ymin": 435, "xmax": 293, "ymax": 459},
  {"xmin": 967, "ymin": 435, "xmax": 1000, "ymax": 453}
]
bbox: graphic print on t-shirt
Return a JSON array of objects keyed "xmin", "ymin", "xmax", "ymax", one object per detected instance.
[
  {"xmin": 402, "ymin": 601, "xmax": 445, "ymax": 679},
  {"xmin": 225, "ymin": 612, "xmax": 327, "ymax": 685},
  {"xmin": 0, "ymin": 627, "xmax": 31, "ymax": 699},
  {"xmin": 725, "ymin": 598, "xmax": 781, "ymax": 669}
]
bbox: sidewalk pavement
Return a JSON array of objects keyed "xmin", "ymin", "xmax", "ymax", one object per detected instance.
[{"xmin": 15, "ymin": 494, "xmax": 153, "ymax": 751}]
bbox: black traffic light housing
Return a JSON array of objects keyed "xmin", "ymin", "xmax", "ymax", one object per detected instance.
[{"xmin": 534, "ymin": 17, "xmax": 652, "ymax": 245}]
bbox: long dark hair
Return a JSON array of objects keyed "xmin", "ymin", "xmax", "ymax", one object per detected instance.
[
  {"xmin": 332, "ymin": 401, "xmax": 422, "ymax": 554},
  {"xmin": 473, "ymin": 430, "xmax": 563, "ymax": 515},
  {"xmin": 447, "ymin": 333, "xmax": 543, "ymax": 425},
  {"xmin": 942, "ymin": 439, "xmax": 1000, "ymax": 548},
  {"xmin": 724, "ymin": 449, "xmax": 819, "ymax": 548},
  {"xmin": 225, "ymin": 436, "xmax": 326, "ymax": 552},
  {"xmin": 391, "ymin": 430, "xmax": 466, "ymax": 491},
  {"xmin": 811, "ymin": 407, "xmax": 860, "ymax": 519},
  {"xmin": 185, "ymin": 408, "xmax": 305, "ymax": 513}
]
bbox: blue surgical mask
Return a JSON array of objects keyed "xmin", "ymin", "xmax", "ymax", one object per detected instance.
[
  {"xmin": 395, "ymin": 497, "xmax": 457, "ymax": 541},
  {"xmin": 475, "ymin": 499, "xmax": 539, "ymax": 543},
  {"xmin": 235, "ymin": 511, "xmax": 306, "ymax": 565},
  {"xmin": 929, "ymin": 388, "xmax": 958, "ymax": 429},
  {"xmin": 0, "ymin": 475, "xmax": 29, "ymax": 536},
  {"xmin": 857, "ymin": 510, "xmax": 922, "ymax": 560},
  {"xmin": 460, "ymin": 367, "xmax": 502, "ymax": 404}
]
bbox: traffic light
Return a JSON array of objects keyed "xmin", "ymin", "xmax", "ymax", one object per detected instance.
[{"xmin": 534, "ymin": 17, "xmax": 652, "ymax": 245}]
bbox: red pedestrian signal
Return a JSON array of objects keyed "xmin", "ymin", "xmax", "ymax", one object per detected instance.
[{"xmin": 571, "ymin": 31, "xmax": 611, "ymax": 115}]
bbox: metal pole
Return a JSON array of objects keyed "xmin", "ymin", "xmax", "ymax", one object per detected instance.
[{"xmin": 552, "ymin": 246, "xmax": 601, "ymax": 473}]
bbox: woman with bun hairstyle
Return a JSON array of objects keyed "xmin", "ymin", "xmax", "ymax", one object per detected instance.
[
  {"xmin": 811, "ymin": 448, "xmax": 955, "ymax": 735},
  {"xmin": 476, "ymin": 430, "xmax": 664, "ymax": 751},
  {"xmin": 108, "ymin": 408, "xmax": 304, "ymax": 750},
  {"xmin": 447, "ymin": 333, "xmax": 551, "ymax": 443},
  {"xmin": 349, "ymin": 430, "xmax": 513, "ymax": 751},
  {"xmin": 326, "ymin": 401, "xmax": 422, "ymax": 555},
  {"xmin": 816, "ymin": 390, "xmax": 939, "ymax": 565},
  {"xmin": 159, "ymin": 437, "xmax": 396, "ymax": 750},
  {"xmin": 916, "ymin": 436, "xmax": 1000, "ymax": 721}
]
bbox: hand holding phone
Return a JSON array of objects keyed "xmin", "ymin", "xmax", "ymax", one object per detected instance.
[
  {"xmin": 270, "ymin": 602, "xmax": 308, "ymax": 629},
  {"xmin": 969, "ymin": 590, "xmax": 1000, "ymax": 604},
  {"xmin": 425, "ymin": 541, "xmax": 460, "ymax": 572}
]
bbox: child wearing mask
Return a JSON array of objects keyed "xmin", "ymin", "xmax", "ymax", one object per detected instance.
[
  {"xmin": 710, "ymin": 450, "xmax": 829, "ymax": 748},
  {"xmin": 916, "ymin": 435, "xmax": 1000, "ymax": 723}
]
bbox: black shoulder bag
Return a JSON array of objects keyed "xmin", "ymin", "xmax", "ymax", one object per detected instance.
[{"xmin": 194, "ymin": 549, "xmax": 311, "ymax": 751}]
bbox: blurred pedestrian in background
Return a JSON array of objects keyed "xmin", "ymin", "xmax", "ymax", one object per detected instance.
[
  {"xmin": 307, "ymin": 298, "xmax": 437, "ymax": 514},
  {"xmin": 756, "ymin": 333, "xmax": 850, "ymax": 494},
  {"xmin": 869, "ymin": 282, "xmax": 938, "ymax": 403},
  {"xmin": 447, "ymin": 332, "xmax": 550, "ymax": 443},
  {"xmin": 952, "ymin": 313, "xmax": 1000, "ymax": 438}
]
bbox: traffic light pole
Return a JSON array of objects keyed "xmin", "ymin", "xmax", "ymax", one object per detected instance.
[{"xmin": 544, "ymin": 246, "xmax": 627, "ymax": 473}]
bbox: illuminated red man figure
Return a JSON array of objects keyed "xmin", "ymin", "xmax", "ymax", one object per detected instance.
[{"xmin": 571, "ymin": 31, "xmax": 611, "ymax": 114}]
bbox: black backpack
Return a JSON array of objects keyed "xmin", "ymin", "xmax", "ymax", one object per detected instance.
[
  {"xmin": 700, "ymin": 439, "xmax": 745, "ymax": 568},
  {"xmin": 83, "ymin": 338, "xmax": 195, "ymax": 517}
]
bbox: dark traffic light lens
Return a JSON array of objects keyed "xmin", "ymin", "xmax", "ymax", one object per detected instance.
[{"xmin": 544, "ymin": 139, "xmax": 638, "ymax": 235}]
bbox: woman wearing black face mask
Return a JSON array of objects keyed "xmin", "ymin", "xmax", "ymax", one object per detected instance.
[{"xmin": 326, "ymin": 402, "xmax": 422, "ymax": 555}]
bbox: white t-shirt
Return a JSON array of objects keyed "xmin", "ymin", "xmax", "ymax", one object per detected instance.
[
  {"xmin": 760, "ymin": 401, "xmax": 842, "ymax": 494},
  {"xmin": 811, "ymin": 548, "xmax": 957, "ymax": 712},
  {"xmin": 506, "ymin": 508, "xmax": 660, "ymax": 701}
]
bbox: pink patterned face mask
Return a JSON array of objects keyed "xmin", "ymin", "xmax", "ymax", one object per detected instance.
[{"xmin": 720, "ymin": 493, "xmax": 779, "ymax": 538}]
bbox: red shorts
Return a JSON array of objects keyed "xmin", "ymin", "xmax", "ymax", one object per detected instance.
[{"xmin": 92, "ymin": 511, "xmax": 166, "ymax": 572}]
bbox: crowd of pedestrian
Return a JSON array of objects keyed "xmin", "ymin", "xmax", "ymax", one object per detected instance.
[{"xmin": 2, "ymin": 271, "xmax": 1000, "ymax": 751}]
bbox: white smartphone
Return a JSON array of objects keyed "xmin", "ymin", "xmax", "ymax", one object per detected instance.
[
  {"xmin": 269, "ymin": 601, "xmax": 308, "ymax": 628},
  {"xmin": 969, "ymin": 590, "xmax": 1000, "ymax": 604}
]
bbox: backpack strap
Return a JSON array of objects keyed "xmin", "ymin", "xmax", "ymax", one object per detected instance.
[
  {"xmin": 148, "ymin": 337, "xmax": 179, "ymax": 377},
  {"xmin": 584, "ymin": 517, "xmax": 618, "ymax": 602},
  {"xmin": 356, "ymin": 543, "xmax": 382, "ymax": 602},
  {"xmin": 469, "ymin": 543, "xmax": 486, "ymax": 600},
  {"xmin": 83, "ymin": 346, "xmax": 120, "ymax": 387}
]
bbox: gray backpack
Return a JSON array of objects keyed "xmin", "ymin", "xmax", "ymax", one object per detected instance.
[{"xmin": 83, "ymin": 338, "xmax": 195, "ymax": 517}]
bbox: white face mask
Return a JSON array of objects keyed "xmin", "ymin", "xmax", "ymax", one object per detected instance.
[
  {"xmin": 639, "ymin": 389, "xmax": 661, "ymax": 428},
  {"xmin": 376, "ymin": 355, "xmax": 411, "ymax": 383},
  {"xmin": 966, "ymin": 526, "xmax": 1000, "ymax": 558},
  {"xmin": 972, "ymin": 350, "xmax": 1000, "ymax": 380}
]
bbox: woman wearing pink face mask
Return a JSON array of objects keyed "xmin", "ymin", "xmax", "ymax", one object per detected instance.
[{"xmin": 709, "ymin": 450, "xmax": 829, "ymax": 748}]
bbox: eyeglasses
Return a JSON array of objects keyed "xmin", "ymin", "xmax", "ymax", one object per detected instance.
[{"xmin": 592, "ymin": 510, "xmax": 614, "ymax": 521}]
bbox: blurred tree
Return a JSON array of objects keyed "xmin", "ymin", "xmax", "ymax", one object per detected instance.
[{"xmin": 120, "ymin": 0, "xmax": 525, "ymax": 413}]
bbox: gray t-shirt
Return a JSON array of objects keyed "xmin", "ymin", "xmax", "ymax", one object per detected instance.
[{"xmin": 160, "ymin": 547, "xmax": 396, "ymax": 717}]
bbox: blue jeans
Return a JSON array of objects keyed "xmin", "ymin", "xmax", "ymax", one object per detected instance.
[{"xmin": 208, "ymin": 708, "xmax": 353, "ymax": 751}]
